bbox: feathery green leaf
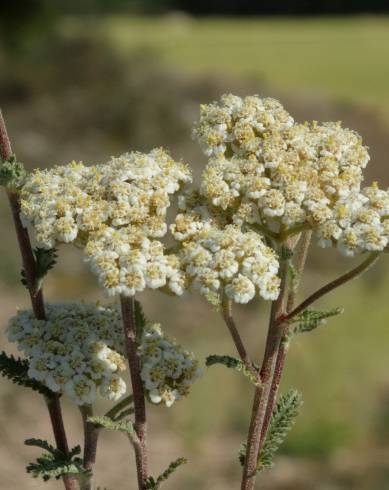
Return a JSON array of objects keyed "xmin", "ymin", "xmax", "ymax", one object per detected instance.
[
  {"xmin": 206, "ymin": 355, "xmax": 261, "ymax": 386},
  {"xmin": 87, "ymin": 415, "xmax": 138, "ymax": 443},
  {"xmin": 21, "ymin": 248, "xmax": 58, "ymax": 290},
  {"xmin": 290, "ymin": 307, "xmax": 343, "ymax": 336},
  {"xmin": 239, "ymin": 389, "xmax": 303, "ymax": 471},
  {"xmin": 25, "ymin": 441, "xmax": 86, "ymax": 482},
  {"xmin": 0, "ymin": 154, "xmax": 26, "ymax": 189},
  {"xmin": 145, "ymin": 457, "xmax": 188, "ymax": 489},
  {"xmin": 0, "ymin": 351, "xmax": 54, "ymax": 398},
  {"xmin": 258, "ymin": 389, "xmax": 303, "ymax": 470}
]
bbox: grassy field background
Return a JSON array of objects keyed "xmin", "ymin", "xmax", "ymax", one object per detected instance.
[
  {"xmin": 1, "ymin": 14, "xmax": 389, "ymax": 490},
  {"xmin": 101, "ymin": 16, "xmax": 389, "ymax": 114}
]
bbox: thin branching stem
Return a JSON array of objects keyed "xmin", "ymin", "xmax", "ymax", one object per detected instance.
[
  {"xmin": 221, "ymin": 296, "xmax": 259, "ymax": 381},
  {"xmin": 80, "ymin": 405, "xmax": 99, "ymax": 490},
  {"xmin": 279, "ymin": 251, "xmax": 380, "ymax": 325},
  {"xmin": 120, "ymin": 295, "xmax": 148, "ymax": 490},
  {"xmin": 286, "ymin": 230, "xmax": 312, "ymax": 312},
  {"xmin": 0, "ymin": 110, "xmax": 79, "ymax": 490},
  {"xmin": 105, "ymin": 394, "xmax": 134, "ymax": 420}
]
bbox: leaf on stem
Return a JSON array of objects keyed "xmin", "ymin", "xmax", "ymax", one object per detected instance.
[
  {"xmin": 206, "ymin": 355, "xmax": 261, "ymax": 386},
  {"xmin": 25, "ymin": 440, "xmax": 87, "ymax": 482},
  {"xmin": 289, "ymin": 307, "xmax": 343, "ymax": 337},
  {"xmin": 0, "ymin": 351, "xmax": 54, "ymax": 398},
  {"xmin": 87, "ymin": 415, "xmax": 139, "ymax": 444},
  {"xmin": 0, "ymin": 154, "xmax": 26, "ymax": 189},
  {"xmin": 239, "ymin": 389, "xmax": 303, "ymax": 471},
  {"xmin": 145, "ymin": 457, "xmax": 188, "ymax": 489},
  {"xmin": 21, "ymin": 247, "xmax": 58, "ymax": 290}
]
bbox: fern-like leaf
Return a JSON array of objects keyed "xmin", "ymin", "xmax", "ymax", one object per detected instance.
[
  {"xmin": 206, "ymin": 355, "xmax": 261, "ymax": 386},
  {"xmin": 25, "ymin": 440, "xmax": 86, "ymax": 482},
  {"xmin": 290, "ymin": 307, "xmax": 343, "ymax": 336},
  {"xmin": 87, "ymin": 415, "xmax": 139, "ymax": 444},
  {"xmin": 0, "ymin": 154, "xmax": 26, "ymax": 189},
  {"xmin": 145, "ymin": 457, "xmax": 188, "ymax": 489},
  {"xmin": 21, "ymin": 248, "xmax": 58, "ymax": 290},
  {"xmin": 0, "ymin": 351, "xmax": 54, "ymax": 398},
  {"xmin": 239, "ymin": 389, "xmax": 303, "ymax": 471},
  {"xmin": 25, "ymin": 438, "xmax": 59, "ymax": 456}
]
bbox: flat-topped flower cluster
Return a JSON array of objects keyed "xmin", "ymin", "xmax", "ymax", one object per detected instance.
[
  {"xmin": 7, "ymin": 302, "xmax": 202, "ymax": 407},
  {"xmin": 20, "ymin": 149, "xmax": 190, "ymax": 297},
  {"xmin": 193, "ymin": 94, "xmax": 389, "ymax": 257},
  {"xmin": 139, "ymin": 324, "xmax": 203, "ymax": 407},
  {"xmin": 171, "ymin": 195, "xmax": 280, "ymax": 303},
  {"xmin": 19, "ymin": 94, "xmax": 389, "ymax": 307},
  {"xmin": 8, "ymin": 302, "xmax": 127, "ymax": 405}
]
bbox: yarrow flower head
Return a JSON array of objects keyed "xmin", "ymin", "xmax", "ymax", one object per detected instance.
[
  {"xmin": 7, "ymin": 302, "xmax": 127, "ymax": 405},
  {"xmin": 171, "ymin": 195, "xmax": 280, "ymax": 304},
  {"xmin": 139, "ymin": 324, "xmax": 202, "ymax": 407},
  {"xmin": 20, "ymin": 149, "xmax": 191, "ymax": 296},
  {"xmin": 316, "ymin": 183, "xmax": 389, "ymax": 256},
  {"xmin": 193, "ymin": 94, "xmax": 294, "ymax": 158},
  {"xmin": 193, "ymin": 94, "xmax": 389, "ymax": 257}
]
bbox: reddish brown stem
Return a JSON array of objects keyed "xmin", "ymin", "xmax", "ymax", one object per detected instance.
[
  {"xmin": 260, "ymin": 231, "xmax": 312, "ymax": 444},
  {"xmin": 0, "ymin": 110, "xmax": 79, "ymax": 490},
  {"xmin": 241, "ymin": 261, "xmax": 288, "ymax": 490},
  {"xmin": 259, "ymin": 339, "xmax": 288, "ymax": 444},
  {"xmin": 120, "ymin": 295, "xmax": 148, "ymax": 490},
  {"xmin": 280, "ymin": 251, "xmax": 380, "ymax": 325},
  {"xmin": 222, "ymin": 297, "xmax": 259, "ymax": 381},
  {"xmin": 80, "ymin": 405, "xmax": 100, "ymax": 490}
]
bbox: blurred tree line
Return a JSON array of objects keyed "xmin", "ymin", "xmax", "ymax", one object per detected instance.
[{"xmin": 1, "ymin": 0, "xmax": 389, "ymax": 53}]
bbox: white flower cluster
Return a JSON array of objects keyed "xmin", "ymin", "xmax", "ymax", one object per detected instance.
[
  {"xmin": 20, "ymin": 149, "xmax": 191, "ymax": 296},
  {"xmin": 194, "ymin": 94, "xmax": 389, "ymax": 256},
  {"xmin": 139, "ymin": 324, "xmax": 202, "ymax": 407},
  {"xmin": 193, "ymin": 94, "xmax": 294, "ymax": 157},
  {"xmin": 7, "ymin": 302, "xmax": 127, "ymax": 405},
  {"xmin": 171, "ymin": 199, "xmax": 280, "ymax": 303},
  {"xmin": 316, "ymin": 183, "xmax": 389, "ymax": 256}
]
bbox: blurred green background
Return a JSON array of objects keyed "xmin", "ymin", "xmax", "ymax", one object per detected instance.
[{"xmin": 1, "ymin": 2, "xmax": 389, "ymax": 489}]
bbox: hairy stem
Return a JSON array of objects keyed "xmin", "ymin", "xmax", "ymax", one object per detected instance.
[
  {"xmin": 286, "ymin": 230, "xmax": 312, "ymax": 312},
  {"xmin": 222, "ymin": 296, "xmax": 259, "ymax": 381},
  {"xmin": 280, "ymin": 251, "xmax": 380, "ymax": 325},
  {"xmin": 120, "ymin": 296, "xmax": 148, "ymax": 490},
  {"xmin": 0, "ymin": 110, "xmax": 79, "ymax": 490},
  {"xmin": 260, "ymin": 231, "xmax": 312, "ymax": 447},
  {"xmin": 46, "ymin": 396, "xmax": 79, "ymax": 490},
  {"xmin": 241, "ymin": 260, "xmax": 288, "ymax": 490},
  {"xmin": 80, "ymin": 405, "xmax": 100, "ymax": 490}
]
